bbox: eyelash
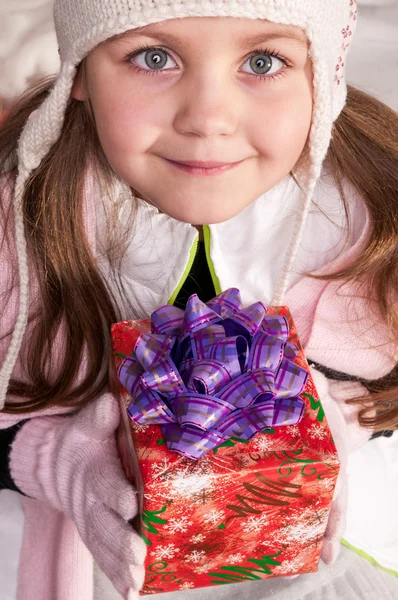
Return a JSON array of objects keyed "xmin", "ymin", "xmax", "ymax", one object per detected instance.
[{"xmin": 125, "ymin": 43, "xmax": 291, "ymax": 82}]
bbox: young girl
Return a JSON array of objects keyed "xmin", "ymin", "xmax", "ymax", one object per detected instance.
[{"xmin": 1, "ymin": 1, "xmax": 398, "ymax": 599}]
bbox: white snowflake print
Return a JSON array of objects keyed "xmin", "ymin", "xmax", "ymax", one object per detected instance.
[
  {"xmin": 290, "ymin": 506, "xmax": 318, "ymax": 522},
  {"xmin": 151, "ymin": 543, "xmax": 179, "ymax": 561},
  {"xmin": 279, "ymin": 555, "xmax": 305, "ymax": 574},
  {"xmin": 308, "ymin": 423, "xmax": 328, "ymax": 440},
  {"xmin": 227, "ymin": 553, "xmax": 244, "ymax": 564},
  {"xmin": 241, "ymin": 514, "xmax": 268, "ymax": 533},
  {"xmin": 185, "ymin": 550, "xmax": 206, "ymax": 564},
  {"xmin": 133, "ymin": 423, "xmax": 149, "ymax": 433},
  {"xmin": 267, "ymin": 508, "xmax": 328, "ymax": 548},
  {"xmin": 287, "ymin": 425, "xmax": 301, "ymax": 437},
  {"xmin": 253, "ymin": 436, "xmax": 272, "ymax": 453},
  {"xmin": 150, "ymin": 457, "xmax": 171, "ymax": 478},
  {"xmin": 282, "ymin": 518, "xmax": 326, "ymax": 543},
  {"xmin": 179, "ymin": 582, "xmax": 195, "ymax": 590},
  {"xmin": 190, "ymin": 533, "xmax": 206, "ymax": 544},
  {"xmin": 165, "ymin": 516, "xmax": 193, "ymax": 534},
  {"xmin": 169, "ymin": 469, "xmax": 215, "ymax": 499},
  {"xmin": 203, "ymin": 508, "xmax": 225, "ymax": 525},
  {"xmin": 194, "ymin": 564, "xmax": 211, "ymax": 574},
  {"xmin": 318, "ymin": 477, "xmax": 335, "ymax": 490}
]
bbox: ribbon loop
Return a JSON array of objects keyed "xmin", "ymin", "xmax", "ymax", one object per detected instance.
[
  {"xmin": 165, "ymin": 424, "xmax": 225, "ymax": 461},
  {"xmin": 172, "ymin": 394, "xmax": 235, "ymax": 431},
  {"xmin": 274, "ymin": 358, "xmax": 309, "ymax": 399},
  {"xmin": 226, "ymin": 302, "xmax": 267, "ymax": 337},
  {"xmin": 206, "ymin": 287, "xmax": 242, "ymax": 317},
  {"xmin": 219, "ymin": 370, "xmax": 275, "ymax": 409},
  {"xmin": 151, "ymin": 305, "xmax": 184, "ymax": 335},
  {"xmin": 261, "ymin": 315, "xmax": 290, "ymax": 340},
  {"xmin": 118, "ymin": 356, "xmax": 142, "ymax": 397},
  {"xmin": 182, "ymin": 295, "xmax": 221, "ymax": 337},
  {"xmin": 248, "ymin": 333, "xmax": 284, "ymax": 371},
  {"xmin": 272, "ymin": 397, "xmax": 306, "ymax": 427},
  {"xmin": 209, "ymin": 336, "xmax": 247, "ymax": 377},
  {"xmin": 187, "ymin": 359, "xmax": 233, "ymax": 396},
  {"xmin": 135, "ymin": 333, "xmax": 176, "ymax": 370},
  {"xmin": 128, "ymin": 384, "xmax": 176, "ymax": 425},
  {"xmin": 216, "ymin": 400, "xmax": 276, "ymax": 439},
  {"xmin": 189, "ymin": 324, "xmax": 226, "ymax": 362},
  {"xmin": 141, "ymin": 356, "xmax": 185, "ymax": 397}
]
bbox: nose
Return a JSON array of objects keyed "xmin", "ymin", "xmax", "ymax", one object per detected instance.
[{"xmin": 173, "ymin": 71, "xmax": 240, "ymax": 138}]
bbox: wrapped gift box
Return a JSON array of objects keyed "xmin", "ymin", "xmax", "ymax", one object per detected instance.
[{"xmin": 111, "ymin": 290, "xmax": 340, "ymax": 595}]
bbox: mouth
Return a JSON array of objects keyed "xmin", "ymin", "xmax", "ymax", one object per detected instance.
[{"xmin": 162, "ymin": 157, "xmax": 246, "ymax": 176}]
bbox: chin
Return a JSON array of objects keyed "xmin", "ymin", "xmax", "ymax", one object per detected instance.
[
  {"xmin": 153, "ymin": 195, "xmax": 255, "ymax": 225},
  {"xmin": 166, "ymin": 207, "xmax": 244, "ymax": 225}
]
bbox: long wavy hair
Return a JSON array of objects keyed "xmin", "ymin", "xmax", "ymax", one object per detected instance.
[{"xmin": 1, "ymin": 75, "xmax": 398, "ymax": 431}]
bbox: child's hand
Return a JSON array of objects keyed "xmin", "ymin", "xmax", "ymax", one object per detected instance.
[
  {"xmin": 309, "ymin": 368, "xmax": 372, "ymax": 565},
  {"xmin": 9, "ymin": 393, "xmax": 147, "ymax": 599}
]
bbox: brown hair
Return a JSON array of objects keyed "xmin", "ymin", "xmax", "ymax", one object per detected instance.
[
  {"xmin": 1, "ymin": 78, "xmax": 397, "ymax": 431},
  {"xmin": 0, "ymin": 76, "xmax": 137, "ymax": 412}
]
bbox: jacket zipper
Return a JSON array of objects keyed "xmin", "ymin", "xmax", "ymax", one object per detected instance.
[
  {"xmin": 167, "ymin": 234, "xmax": 199, "ymax": 306},
  {"xmin": 202, "ymin": 225, "xmax": 222, "ymax": 295}
]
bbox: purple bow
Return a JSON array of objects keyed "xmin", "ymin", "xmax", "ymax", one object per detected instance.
[{"xmin": 118, "ymin": 289, "xmax": 307, "ymax": 460}]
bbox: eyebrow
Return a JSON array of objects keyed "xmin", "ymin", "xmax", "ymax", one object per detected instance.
[
  {"xmin": 237, "ymin": 29, "xmax": 308, "ymax": 48},
  {"xmin": 114, "ymin": 25, "xmax": 309, "ymax": 50}
]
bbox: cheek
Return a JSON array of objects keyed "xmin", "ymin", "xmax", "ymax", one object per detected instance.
[
  {"xmin": 252, "ymin": 84, "xmax": 313, "ymax": 164},
  {"xmin": 89, "ymin": 80, "xmax": 165, "ymax": 164}
]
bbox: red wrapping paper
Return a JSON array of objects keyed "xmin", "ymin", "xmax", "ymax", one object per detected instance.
[{"xmin": 112, "ymin": 307, "xmax": 340, "ymax": 595}]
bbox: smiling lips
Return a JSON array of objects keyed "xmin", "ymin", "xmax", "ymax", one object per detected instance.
[{"xmin": 164, "ymin": 157, "xmax": 245, "ymax": 175}]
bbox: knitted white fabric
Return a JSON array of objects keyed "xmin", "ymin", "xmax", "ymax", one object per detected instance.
[{"xmin": 0, "ymin": 0, "xmax": 359, "ymax": 408}]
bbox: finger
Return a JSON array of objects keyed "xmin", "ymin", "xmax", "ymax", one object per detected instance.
[
  {"xmin": 126, "ymin": 589, "xmax": 141, "ymax": 600},
  {"xmin": 325, "ymin": 484, "xmax": 348, "ymax": 539},
  {"xmin": 310, "ymin": 368, "xmax": 348, "ymax": 460},
  {"xmin": 89, "ymin": 455, "xmax": 140, "ymax": 521},
  {"xmin": 75, "ymin": 393, "xmax": 121, "ymax": 441},
  {"xmin": 309, "ymin": 367, "xmax": 329, "ymax": 397},
  {"xmin": 113, "ymin": 562, "xmax": 146, "ymax": 600},
  {"xmin": 320, "ymin": 537, "xmax": 341, "ymax": 565},
  {"xmin": 87, "ymin": 502, "xmax": 147, "ymax": 594}
]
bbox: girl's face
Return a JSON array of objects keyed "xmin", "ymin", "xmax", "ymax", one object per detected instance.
[{"xmin": 73, "ymin": 17, "xmax": 313, "ymax": 224}]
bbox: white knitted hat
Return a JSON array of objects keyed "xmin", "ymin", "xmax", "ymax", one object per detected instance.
[{"xmin": 0, "ymin": 0, "xmax": 358, "ymax": 408}]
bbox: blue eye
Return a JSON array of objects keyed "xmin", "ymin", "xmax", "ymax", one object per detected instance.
[
  {"xmin": 242, "ymin": 52, "xmax": 286, "ymax": 78},
  {"xmin": 133, "ymin": 47, "xmax": 175, "ymax": 72}
]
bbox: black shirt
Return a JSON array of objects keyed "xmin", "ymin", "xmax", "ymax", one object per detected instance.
[{"xmin": 173, "ymin": 241, "xmax": 216, "ymax": 308}]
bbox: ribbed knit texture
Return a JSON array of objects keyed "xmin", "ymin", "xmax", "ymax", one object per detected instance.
[{"xmin": 9, "ymin": 393, "xmax": 147, "ymax": 598}]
